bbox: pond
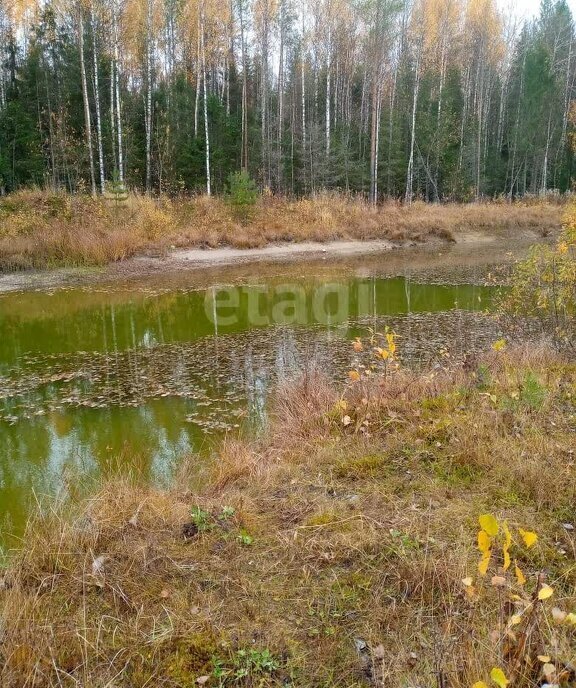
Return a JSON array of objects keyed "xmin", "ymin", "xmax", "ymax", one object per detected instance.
[{"xmin": 0, "ymin": 245, "xmax": 508, "ymax": 542}]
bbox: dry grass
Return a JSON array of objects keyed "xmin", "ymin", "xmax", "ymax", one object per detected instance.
[
  {"xmin": 0, "ymin": 190, "xmax": 565, "ymax": 271},
  {"xmin": 1, "ymin": 346, "xmax": 575, "ymax": 687}
]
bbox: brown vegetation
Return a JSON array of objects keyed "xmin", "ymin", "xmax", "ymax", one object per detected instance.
[
  {"xmin": 0, "ymin": 190, "xmax": 565, "ymax": 271},
  {"xmin": 1, "ymin": 345, "xmax": 575, "ymax": 687}
]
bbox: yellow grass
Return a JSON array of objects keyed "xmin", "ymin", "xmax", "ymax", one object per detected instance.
[
  {"xmin": 1, "ymin": 346, "xmax": 575, "ymax": 687},
  {"xmin": 0, "ymin": 190, "xmax": 565, "ymax": 271}
]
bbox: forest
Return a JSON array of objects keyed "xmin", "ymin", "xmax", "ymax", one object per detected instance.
[{"xmin": 0, "ymin": 0, "xmax": 574, "ymax": 201}]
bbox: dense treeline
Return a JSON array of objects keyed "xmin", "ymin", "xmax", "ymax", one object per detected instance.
[{"xmin": 0, "ymin": 0, "xmax": 574, "ymax": 201}]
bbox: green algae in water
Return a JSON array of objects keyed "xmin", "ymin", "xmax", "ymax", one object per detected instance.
[{"xmin": 0, "ymin": 270, "xmax": 499, "ymax": 540}]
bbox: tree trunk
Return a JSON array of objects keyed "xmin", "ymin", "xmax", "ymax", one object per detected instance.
[
  {"xmin": 90, "ymin": 0, "xmax": 105, "ymax": 193},
  {"xmin": 277, "ymin": 0, "xmax": 285, "ymax": 190},
  {"xmin": 112, "ymin": 0, "xmax": 124, "ymax": 183},
  {"xmin": 78, "ymin": 10, "xmax": 96, "ymax": 196},
  {"xmin": 405, "ymin": 51, "xmax": 420, "ymax": 205},
  {"xmin": 145, "ymin": 0, "xmax": 153, "ymax": 193},
  {"xmin": 325, "ymin": 25, "xmax": 331, "ymax": 160},
  {"xmin": 239, "ymin": 0, "xmax": 248, "ymax": 171},
  {"xmin": 200, "ymin": 0, "xmax": 211, "ymax": 195}
]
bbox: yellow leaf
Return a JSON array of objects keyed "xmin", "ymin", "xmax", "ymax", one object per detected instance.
[
  {"xmin": 502, "ymin": 521, "xmax": 512, "ymax": 571},
  {"xmin": 565, "ymin": 612, "xmax": 576, "ymax": 625},
  {"xmin": 374, "ymin": 347, "xmax": 389, "ymax": 360},
  {"xmin": 538, "ymin": 585, "xmax": 554, "ymax": 601},
  {"xmin": 478, "ymin": 530, "xmax": 492, "ymax": 554},
  {"xmin": 348, "ymin": 370, "xmax": 360, "ymax": 382},
  {"xmin": 558, "ymin": 241, "xmax": 569, "ymax": 254},
  {"xmin": 509, "ymin": 615, "xmax": 522, "ymax": 626},
  {"xmin": 518, "ymin": 528, "xmax": 538, "ymax": 548},
  {"xmin": 473, "ymin": 682, "xmax": 489, "ymax": 688},
  {"xmin": 538, "ymin": 656, "xmax": 551, "ymax": 663},
  {"xmin": 490, "ymin": 667, "xmax": 509, "ymax": 688},
  {"xmin": 479, "ymin": 514, "xmax": 499, "ymax": 537},
  {"xmin": 514, "ymin": 562, "xmax": 526, "ymax": 586},
  {"xmin": 353, "ymin": 339, "xmax": 364, "ymax": 352},
  {"xmin": 492, "ymin": 339, "xmax": 507, "ymax": 352},
  {"xmin": 462, "ymin": 577, "xmax": 474, "ymax": 587},
  {"xmin": 479, "ymin": 551, "xmax": 491, "ymax": 576}
]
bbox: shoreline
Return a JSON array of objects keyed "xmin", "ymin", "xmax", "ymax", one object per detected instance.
[{"xmin": 0, "ymin": 227, "xmax": 551, "ymax": 294}]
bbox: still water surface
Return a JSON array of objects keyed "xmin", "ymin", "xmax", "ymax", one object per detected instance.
[{"xmin": 0, "ymin": 250, "xmax": 503, "ymax": 539}]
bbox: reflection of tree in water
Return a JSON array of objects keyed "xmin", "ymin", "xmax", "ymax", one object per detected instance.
[
  {"xmin": 0, "ymin": 311, "xmax": 505, "ymax": 419},
  {"xmin": 0, "ymin": 309, "xmax": 508, "ymax": 539}
]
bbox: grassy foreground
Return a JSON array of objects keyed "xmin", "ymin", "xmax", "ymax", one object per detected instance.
[
  {"xmin": 1, "ymin": 346, "xmax": 575, "ymax": 687},
  {"xmin": 0, "ymin": 190, "xmax": 565, "ymax": 271}
]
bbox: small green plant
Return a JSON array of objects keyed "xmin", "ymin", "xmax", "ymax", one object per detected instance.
[
  {"xmin": 474, "ymin": 363, "xmax": 492, "ymax": 390},
  {"xmin": 519, "ymin": 372, "xmax": 546, "ymax": 410},
  {"xmin": 221, "ymin": 506, "xmax": 236, "ymax": 520},
  {"xmin": 226, "ymin": 170, "xmax": 258, "ymax": 222},
  {"xmin": 190, "ymin": 506, "xmax": 212, "ymax": 532},
  {"xmin": 212, "ymin": 648, "xmax": 278, "ymax": 684},
  {"xmin": 237, "ymin": 530, "xmax": 253, "ymax": 546}
]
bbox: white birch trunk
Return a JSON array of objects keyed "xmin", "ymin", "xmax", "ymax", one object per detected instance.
[
  {"xmin": 145, "ymin": 0, "xmax": 153, "ymax": 193},
  {"xmin": 325, "ymin": 25, "xmax": 331, "ymax": 159},
  {"xmin": 90, "ymin": 0, "xmax": 105, "ymax": 193},
  {"xmin": 78, "ymin": 10, "xmax": 96, "ymax": 196},
  {"xmin": 200, "ymin": 0, "xmax": 211, "ymax": 195},
  {"xmin": 405, "ymin": 52, "xmax": 420, "ymax": 205}
]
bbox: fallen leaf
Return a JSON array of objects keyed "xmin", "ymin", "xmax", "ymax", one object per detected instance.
[
  {"xmin": 462, "ymin": 577, "xmax": 474, "ymax": 587},
  {"xmin": 542, "ymin": 663, "xmax": 556, "ymax": 679},
  {"xmin": 538, "ymin": 656, "xmax": 551, "ymax": 663},
  {"xmin": 372, "ymin": 644, "xmax": 385, "ymax": 660},
  {"xmin": 491, "ymin": 575, "xmax": 506, "ymax": 587},
  {"xmin": 518, "ymin": 528, "xmax": 538, "ymax": 548},
  {"xmin": 514, "ymin": 562, "xmax": 526, "ymax": 586},
  {"xmin": 490, "ymin": 667, "xmax": 509, "ymax": 688},
  {"xmin": 551, "ymin": 607, "xmax": 566, "ymax": 623},
  {"xmin": 538, "ymin": 585, "xmax": 554, "ymax": 601},
  {"xmin": 196, "ymin": 676, "xmax": 210, "ymax": 685}
]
